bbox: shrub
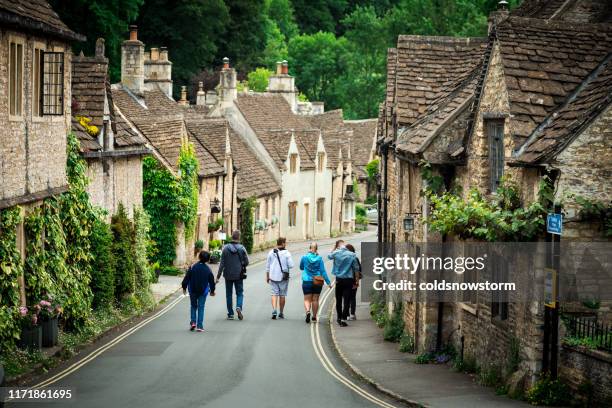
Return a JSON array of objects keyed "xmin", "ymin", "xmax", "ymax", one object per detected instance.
[
  {"xmin": 133, "ymin": 207, "xmax": 153, "ymax": 289},
  {"xmin": 453, "ymin": 355, "xmax": 479, "ymax": 374},
  {"xmin": 240, "ymin": 197, "xmax": 256, "ymax": 253},
  {"xmin": 111, "ymin": 204, "xmax": 135, "ymax": 298},
  {"xmin": 478, "ymin": 364, "xmax": 503, "ymax": 387},
  {"xmin": 399, "ymin": 332, "xmax": 415, "ymax": 353},
  {"xmin": 159, "ymin": 266, "xmax": 182, "ymax": 276},
  {"xmin": 415, "ymin": 352, "xmax": 434, "ymax": 364},
  {"xmin": 356, "ymin": 204, "xmax": 366, "ymax": 218},
  {"xmin": 209, "ymin": 239, "xmax": 222, "ymax": 250},
  {"xmin": 89, "ymin": 215, "xmax": 116, "ymax": 308},
  {"xmin": 525, "ymin": 375, "xmax": 571, "ymax": 406},
  {"xmin": 383, "ymin": 303, "xmax": 404, "ymax": 342},
  {"xmin": 364, "ymin": 196, "xmax": 377, "ymax": 205}
]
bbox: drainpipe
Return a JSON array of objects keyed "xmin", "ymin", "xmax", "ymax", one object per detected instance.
[
  {"xmin": 231, "ymin": 164, "xmax": 237, "ymax": 232},
  {"xmin": 330, "ymin": 174, "xmax": 335, "ymax": 237}
]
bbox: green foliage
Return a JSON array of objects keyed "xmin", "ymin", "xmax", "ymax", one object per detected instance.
[
  {"xmin": 383, "ymin": 302, "xmax": 404, "ymax": 342},
  {"xmin": 453, "ymin": 355, "xmax": 479, "ymax": 373},
  {"xmin": 574, "ymin": 195, "xmax": 612, "ymax": 237},
  {"xmin": 478, "ymin": 364, "xmax": 503, "ymax": 387},
  {"xmin": 525, "ymin": 375, "xmax": 571, "ymax": 406},
  {"xmin": 261, "ymin": 21, "xmax": 289, "ymax": 69},
  {"xmin": 424, "ymin": 172, "xmax": 553, "ymax": 242},
  {"xmin": 563, "ymin": 335, "xmax": 606, "ymax": 350},
  {"xmin": 507, "ymin": 336, "xmax": 521, "ymax": 375},
  {"xmin": 137, "ymin": 0, "xmax": 229, "ymax": 97},
  {"xmin": 209, "ymin": 239, "xmax": 222, "ymax": 250},
  {"xmin": 415, "ymin": 352, "xmax": 435, "ymax": 364},
  {"xmin": 292, "ymin": 0, "xmax": 347, "ymax": 34},
  {"xmin": 111, "ymin": 204, "xmax": 136, "ymax": 299},
  {"xmin": 194, "ymin": 239, "xmax": 205, "ymax": 250},
  {"xmin": 582, "ymin": 299, "xmax": 601, "ymax": 310},
  {"xmin": 0, "ymin": 207, "xmax": 23, "ymax": 351},
  {"xmin": 398, "ymin": 332, "xmax": 415, "ymax": 353},
  {"xmin": 365, "ymin": 159, "xmax": 379, "ymax": 184},
  {"xmin": 240, "ymin": 197, "xmax": 257, "ymax": 253},
  {"xmin": 356, "ymin": 204, "xmax": 367, "ymax": 217},
  {"xmin": 159, "ymin": 266, "xmax": 182, "ymax": 276},
  {"xmin": 89, "ymin": 214, "xmax": 116, "ymax": 308},
  {"xmin": 143, "ymin": 142, "xmax": 199, "ymax": 266},
  {"xmin": 50, "ymin": 0, "xmax": 143, "ymax": 82},
  {"xmin": 133, "ymin": 207, "xmax": 153, "ymax": 287},
  {"xmin": 288, "ymin": 32, "xmax": 348, "ymax": 109},
  {"xmin": 364, "ymin": 196, "xmax": 377, "ymax": 205},
  {"xmin": 369, "ymin": 289, "xmax": 387, "ymax": 327},
  {"xmin": 247, "ymin": 68, "xmax": 274, "ymax": 92},
  {"xmin": 265, "ymin": 0, "xmax": 299, "ymax": 40}
]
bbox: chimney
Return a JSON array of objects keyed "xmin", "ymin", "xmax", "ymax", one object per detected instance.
[
  {"xmin": 488, "ymin": 1, "xmax": 510, "ymax": 34},
  {"xmin": 144, "ymin": 45, "xmax": 173, "ymax": 98},
  {"xmin": 218, "ymin": 57, "xmax": 237, "ymax": 108},
  {"xmin": 95, "ymin": 38, "xmax": 105, "ymax": 59},
  {"xmin": 121, "ymin": 25, "xmax": 145, "ymax": 95},
  {"xmin": 196, "ymin": 82, "xmax": 206, "ymax": 106},
  {"xmin": 206, "ymin": 90, "xmax": 217, "ymax": 106},
  {"xmin": 268, "ymin": 59, "xmax": 296, "ymax": 112},
  {"xmin": 179, "ymin": 86, "xmax": 188, "ymax": 106}
]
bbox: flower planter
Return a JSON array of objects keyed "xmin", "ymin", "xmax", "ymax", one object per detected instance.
[
  {"xmin": 41, "ymin": 317, "xmax": 59, "ymax": 347},
  {"xmin": 18, "ymin": 326, "xmax": 42, "ymax": 351},
  {"xmin": 210, "ymin": 254, "xmax": 220, "ymax": 264}
]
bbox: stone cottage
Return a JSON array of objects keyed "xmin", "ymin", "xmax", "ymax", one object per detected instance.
[
  {"xmin": 378, "ymin": 0, "xmax": 612, "ymax": 399},
  {"xmin": 209, "ymin": 60, "xmax": 358, "ymax": 240},
  {"xmin": 0, "ymin": 0, "xmax": 84, "ymax": 303},
  {"xmin": 112, "ymin": 27, "xmax": 238, "ymax": 265},
  {"xmin": 71, "ymin": 39, "xmax": 149, "ymax": 219}
]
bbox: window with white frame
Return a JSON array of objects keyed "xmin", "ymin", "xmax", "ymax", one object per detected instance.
[{"xmin": 9, "ymin": 40, "xmax": 24, "ymax": 117}]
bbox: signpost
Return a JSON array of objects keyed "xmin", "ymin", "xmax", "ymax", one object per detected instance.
[
  {"xmin": 547, "ymin": 213, "xmax": 563, "ymax": 235},
  {"xmin": 544, "ymin": 268, "xmax": 557, "ymax": 308}
]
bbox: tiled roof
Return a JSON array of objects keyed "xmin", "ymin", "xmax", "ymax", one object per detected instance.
[
  {"xmin": 131, "ymin": 116, "xmax": 185, "ymax": 172},
  {"xmin": 394, "ymin": 35, "xmax": 487, "ymax": 126},
  {"xmin": 185, "ymin": 119, "xmax": 229, "ymax": 162},
  {"xmin": 230, "ymin": 131, "xmax": 280, "ymax": 200},
  {"xmin": 396, "ymin": 66, "xmax": 480, "ymax": 156},
  {"xmin": 308, "ymin": 109, "xmax": 344, "ymax": 131},
  {"xmin": 511, "ymin": 0, "xmax": 612, "ymax": 23},
  {"xmin": 294, "ymin": 130, "xmax": 320, "ymax": 170},
  {"xmin": 515, "ymin": 54, "xmax": 612, "ymax": 164},
  {"xmin": 235, "ymin": 93, "xmax": 310, "ymax": 132},
  {"xmin": 72, "ymin": 118, "xmax": 101, "ymax": 152},
  {"xmin": 321, "ymin": 130, "xmax": 352, "ymax": 170},
  {"xmin": 495, "ymin": 16, "xmax": 612, "ymax": 144},
  {"xmin": 344, "ymin": 119, "xmax": 377, "ymax": 176},
  {"xmin": 0, "ymin": 0, "xmax": 84, "ymax": 41}
]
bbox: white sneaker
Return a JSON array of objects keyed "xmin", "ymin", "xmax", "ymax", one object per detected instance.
[{"xmin": 348, "ymin": 314, "xmax": 356, "ymax": 321}]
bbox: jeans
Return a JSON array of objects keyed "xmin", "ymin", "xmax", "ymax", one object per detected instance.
[
  {"xmin": 225, "ymin": 279, "xmax": 244, "ymax": 316},
  {"xmin": 350, "ymin": 287, "xmax": 358, "ymax": 315},
  {"xmin": 190, "ymin": 293, "xmax": 207, "ymax": 329},
  {"xmin": 335, "ymin": 278, "xmax": 353, "ymax": 321}
]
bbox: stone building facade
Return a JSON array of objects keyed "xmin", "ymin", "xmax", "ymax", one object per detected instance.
[
  {"xmin": 0, "ymin": 0, "xmax": 84, "ymax": 303},
  {"xmin": 378, "ymin": 0, "xmax": 612, "ymax": 399}
]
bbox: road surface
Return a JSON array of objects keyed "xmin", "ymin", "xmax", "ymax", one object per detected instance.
[{"xmin": 14, "ymin": 232, "xmax": 406, "ymax": 408}]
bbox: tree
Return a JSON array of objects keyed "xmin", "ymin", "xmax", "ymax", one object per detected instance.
[
  {"xmin": 341, "ymin": 6, "xmax": 387, "ymax": 118},
  {"xmin": 216, "ymin": 0, "xmax": 268, "ymax": 73},
  {"xmin": 265, "ymin": 0, "xmax": 299, "ymax": 40},
  {"xmin": 247, "ymin": 68, "xmax": 274, "ymax": 92},
  {"xmin": 90, "ymin": 215, "xmax": 116, "ymax": 308},
  {"xmin": 49, "ymin": 0, "xmax": 143, "ymax": 82},
  {"xmin": 288, "ymin": 32, "xmax": 348, "ymax": 109},
  {"xmin": 111, "ymin": 204, "xmax": 136, "ymax": 299},
  {"xmin": 137, "ymin": 0, "xmax": 229, "ymax": 97},
  {"xmin": 261, "ymin": 19, "xmax": 289, "ymax": 69},
  {"xmin": 239, "ymin": 197, "xmax": 256, "ymax": 254},
  {"xmin": 292, "ymin": 0, "xmax": 348, "ymax": 34}
]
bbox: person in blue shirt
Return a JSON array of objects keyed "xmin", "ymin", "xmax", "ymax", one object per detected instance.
[
  {"xmin": 182, "ymin": 251, "xmax": 216, "ymax": 332},
  {"xmin": 300, "ymin": 242, "xmax": 331, "ymax": 323},
  {"xmin": 328, "ymin": 240, "xmax": 360, "ymax": 326}
]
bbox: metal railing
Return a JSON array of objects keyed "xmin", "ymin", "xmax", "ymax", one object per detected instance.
[{"xmin": 564, "ymin": 315, "xmax": 612, "ymax": 352}]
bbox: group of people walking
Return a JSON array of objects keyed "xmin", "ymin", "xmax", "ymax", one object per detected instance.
[{"xmin": 181, "ymin": 232, "xmax": 361, "ymax": 332}]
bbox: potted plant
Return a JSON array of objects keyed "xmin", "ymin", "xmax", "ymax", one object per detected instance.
[
  {"xmin": 17, "ymin": 306, "xmax": 42, "ymax": 351},
  {"xmin": 210, "ymin": 248, "xmax": 222, "ymax": 264},
  {"xmin": 194, "ymin": 239, "xmax": 204, "ymax": 256},
  {"xmin": 38, "ymin": 297, "xmax": 62, "ymax": 347}
]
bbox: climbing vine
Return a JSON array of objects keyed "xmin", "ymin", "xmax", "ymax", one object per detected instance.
[
  {"xmin": 574, "ymin": 195, "xmax": 612, "ymax": 237},
  {"xmin": 239, "ymin": 197, "xmax": 256, "ymax": 254},
  {"xmin": 420, "ymin": 161, "xmax": 554, "ymax": 242},
  {"xmin": 143, "ymin": 141, "xmax": 199, "ymax": 266},
  {"xmin": 0, "ymin": 207, "xmax": 24, "ymax": 351}
]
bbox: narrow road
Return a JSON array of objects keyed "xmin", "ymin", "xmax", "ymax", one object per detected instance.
[{"xmin": 16, "ymin": 231, "xmax": 405, "ymax": 408}]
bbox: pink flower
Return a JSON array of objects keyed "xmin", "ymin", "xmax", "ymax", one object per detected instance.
[
  {"xmin": 19, "ymin": 306, "xmax": 28, "ymax": 316},
  {"xmin": 40, "ymin": 300, "xmax": 51, "ymax": 307},
  {"xmin": 46, "ymin": 307, "xmax": 53, "ymax": 313}
]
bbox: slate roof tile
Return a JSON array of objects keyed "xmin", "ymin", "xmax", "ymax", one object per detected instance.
[{"xmin": 0, "ymin": 0, "xmax": 84, "ymax": 41}]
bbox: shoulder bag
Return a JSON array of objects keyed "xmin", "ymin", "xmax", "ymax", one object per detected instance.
[{"xmin": 274, "ymin": 249, "xmax": 290, "ymax": 281}]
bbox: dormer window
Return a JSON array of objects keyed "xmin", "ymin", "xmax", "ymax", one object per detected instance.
[
  {"xmin": 289, "ymin": 153, "xmax": 298, "ymax": 173},
  {"xmin": 317, "ymin": 152, "xmax": 325, "ymax": 172},
  {"xmin": 486, "ymin": 119, "xmax": 505, "ymax": 192}
]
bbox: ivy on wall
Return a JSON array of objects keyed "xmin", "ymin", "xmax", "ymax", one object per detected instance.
[
  {"xmin": 143, "ymin": 141, "xmax": 199, "ymax": 266},
  {"xmin": 0, "ymin": 207, "xmax": 24, "ymax": 351},
  {"xmin": 420, "ymin": 161, "xmax": 554, "ymax": 242},
  {"xmin": 112, "ymin": 204, "xmax": 136, "ymax": 298},
  {"xmin": 239, "ymin": 197, "xmax": 256, "ymax": 254}
]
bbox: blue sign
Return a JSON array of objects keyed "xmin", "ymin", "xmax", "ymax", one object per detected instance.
[{"xmin": 547, "ymin": 213, "xmax": 563, "ymax": 235}]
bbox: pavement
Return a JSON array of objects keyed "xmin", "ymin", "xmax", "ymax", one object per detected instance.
[
  {"xmin": 14, "ymin": 229, "xmax": 396, "ymax": 408},
  {"xmin": 331, "ymin": 302, "xmax": 530, "ymax": 408}
]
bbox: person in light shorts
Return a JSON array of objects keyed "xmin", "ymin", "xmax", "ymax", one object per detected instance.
[{"xmin": 266, "ymin": 237, "xmax": 294, "ymax": 319}]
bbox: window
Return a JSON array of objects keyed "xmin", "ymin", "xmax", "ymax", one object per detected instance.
[
  {"xmin": 288, "ymin": 201, "xmax": 297, "ymax": 227},
  {"xmin": 491, "ymin": 257, "xmax": 509, "ymax": 321},
  {"xmin": 272, "ymin": 196, "xmax": 276, "ymax": 216},
  {"xmin": 346, "ymin": 184, "xmax": 354, "ymax": 194},
  {"xmin": 41, "ymin": 51, "xmax": 65, "ymax": 115},
  {"xmin": 9, "ymin": 40, "xmax": 24, "ymax": 117},
  {"xmin": 487, "ymin": 120, "xmax": 505, "ymax": 192},
  {"xmin": 317, "ymin": 152, "xmax": 325, "ymax": 172},
  {"xmin": 289, "ymin": 153, "xmax": 298, "ymax": 173},
  {"xmin": 255, "ymin": 202, "xmax": 261, "ymax": 220},
  {"xmin": 33, "ymin": 47, "xmax": 44, "ymax": 117},
  {"xmin": 316, "ymin": 198, "xmax": 325, "ymax": 222},
  {"xmin": 265, "ymin": 199, "xmax": 269, "ymax": 219},
  {"xmin": 343, "ymin": 201, "xmax": 353, "ymax": 221}
]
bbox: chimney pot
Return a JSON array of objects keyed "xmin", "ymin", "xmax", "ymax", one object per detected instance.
[
  {"xmin": 129, "ymin": 25, "xmax": 138, "ymax": 41},
  {"xmin": 498, "ymin": 0, "xmax": 508, "ymax": 10},
  {"xmin": 95, "ymin": 38, "xmax": 105, "ymax": 58},
  {"xmin": 276, "ymin": 61, "xmax": 282, "ymax": 75},
  {"xmin": 223, "ymin": 57, "xmax": 230, "ymax": 69},
  {"xmin": 281, "ymin": 60, "xmax": 288, "ymax": 75},
  {"xmin": 150, "ymin": 47, "xmax": 159, "ymax": 61},
  {"xmin": 198, "ymin": 82, "xmax": 204, "ymax": 92},
  {"xmin": 160, "ymin": 46, "xmax": 168, "ymax": 61}
]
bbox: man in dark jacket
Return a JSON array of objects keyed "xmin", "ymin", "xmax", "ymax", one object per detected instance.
[
  {"xmin": 182, "ymin": 251, "xmax": 216, "ymax": 332},
  {"xmin": 216, "ymin": 230, "xmax": 249, "ymax": 320}
]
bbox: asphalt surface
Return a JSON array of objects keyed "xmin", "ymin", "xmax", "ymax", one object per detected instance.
[{"xmin": 14, "ymin": 232, "xmax": 404, "ymax": 408}]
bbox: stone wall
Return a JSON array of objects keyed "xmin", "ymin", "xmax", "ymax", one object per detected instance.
[
  {"xmin": 560, "ymin": 346, "xmax": 612, "ymax": 406},
  {"xmin": 0, "ymin": 30, "xmax": 71, "ymax": 207},
  {"xmin": 253, "ymin": 193, "xmax": 280, "ymax": 249}
]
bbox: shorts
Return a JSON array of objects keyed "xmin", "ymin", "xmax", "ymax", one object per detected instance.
[
  {"xmin": 269, "ymin": 280, "xmax": 289, "ymax": 296},
  {"xmin": 302, "ymin": 282, "xmax": 323, "ymax": 295}
]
